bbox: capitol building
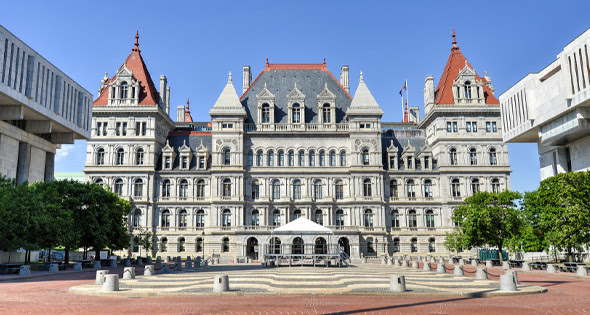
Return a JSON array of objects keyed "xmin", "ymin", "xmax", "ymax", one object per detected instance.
[{"xmin": 84, "ymin": 32, "xmax": 511, "ymax": 262}]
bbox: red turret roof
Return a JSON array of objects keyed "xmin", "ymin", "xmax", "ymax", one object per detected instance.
[
  {"xmin": 93, "ymin": 32, "xmax": 160, "ymax": 106},
  {"xmin": 434, "ymin": 31, "xmax": 499, "ymax": 105},
  {"xmin": 184, "ymin": 98, "xmax": 193, "ymax": 122}
]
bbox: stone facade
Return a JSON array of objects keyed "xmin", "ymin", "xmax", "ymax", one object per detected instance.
[{"xmin": 85, "ymin": 33, "xmax": 510, "ymax": 262}]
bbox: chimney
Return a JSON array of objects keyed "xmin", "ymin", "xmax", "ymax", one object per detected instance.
[
  {"xmin": 166, "ymin": 86, "xmax": 170, "ymax": 115},
  {"xmin": 243, "ymin": 65, "xmax": 251, "ymax": 94},
  {"xmin": 159, "ymin": 75, "xmax": 167, "ymax": 107},
  {"xmin": 409, "ymin": 106, "xmax": 420, "ymax": 124},
  {"xmin": 177, "ymin": 105, "xmax": 185, "ymax": 122},
  {"xmin": 340, "ymin": 65, "xmax": 349, "ymax": 93},
  {"xmin": 423, "ymin": 75, "xmax": 435, "ymax": 114}
]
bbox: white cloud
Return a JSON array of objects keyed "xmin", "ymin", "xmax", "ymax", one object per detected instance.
[{"xmin": 55, "ymin": 144, "xmax": 74, "ymax": 162}]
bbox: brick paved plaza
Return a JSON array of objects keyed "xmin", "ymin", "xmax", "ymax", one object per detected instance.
[{"xmin": 1, "ymin": 261, "xmax": 589, "ymax": 314}]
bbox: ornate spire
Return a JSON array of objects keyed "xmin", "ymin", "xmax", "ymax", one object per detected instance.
[
  {"xmin": 228, "ymin": 71, "xmax": 232, "ymax": 82},
  {"xmin": 451, "ymin": 29, "xmax": 459, "ymax": 51},
  {"xmin": 132, "ymin": 31, "xmax": 140, "ymax": 53},
  {"xmin": 323, "ymin": 58, "xmax": 326, "ymax": 65},
  {"xmin": 402, "ymin": 99, "xmax": 410, "ymax": 123},
  {"xmin": 359, "ymin": 71, "xmax": 364, "ymax": 83},
  {"xmin": 186, "ymin": 98, "xmax": 190, "ymax": 111}
]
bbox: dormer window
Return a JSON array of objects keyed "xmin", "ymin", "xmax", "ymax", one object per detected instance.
[
  {"xmin": 261, "ymin": 104, "xmax": 270, "ymax": 123},
  {"xmin": 164, "ymin": 157, "xmax": 171, "ymax": 169},
  {"xmin": 222, "ymin": 123, "xmax": 233, "ymax": 129},
  {"xmin": 424, "ymin": 156, "xmax": 430, "ymax": 169},
  {"xmin": 120, "ymin": 82, "xmax": 129, "ymax": 99},
  {"xmin": 322, "ymin": 103, "xmax": 331, "ymax": 123},
  {"xmin": 292, "ymin": 104, "xmax": 301, "ymax": 123},
  {"xmin": 181, "ymin": 156, "xmax": 188, "ymax": 169},
  {"xmin": 199, "ymin": 156, "xmax": 205, "ymax": 169},
  {"xmin": 464, "ymin": 81, "xmax": 472, "ymax": 99},
  {"xmin": 406, "ymin": 157, "xmax": 413, "ymax": 169}
]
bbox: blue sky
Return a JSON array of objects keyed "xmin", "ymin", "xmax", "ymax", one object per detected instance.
[{"xmin": 2, "ymin": 0, "xmax": 589, "ymax": 193}]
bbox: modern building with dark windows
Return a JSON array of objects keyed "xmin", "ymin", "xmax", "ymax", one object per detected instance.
[
  {"xmin": 0, "ymin": 25, "xmax": 92, "ymax": 182},
  {"xmin": 85, "ymin": 32, "xmax": 510, "ymax": 261}
]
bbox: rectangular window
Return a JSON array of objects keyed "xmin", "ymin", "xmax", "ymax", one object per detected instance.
[
  {"xmin": 446, "ymin": 122, "xmax": 452, "ymax": 132},
  {"xmin": 486, "ymin": 122, "xmax": 491, "ymax": 132},
  {"xmin": 96, "ymin": 122, "xmax": 101, "ymax": 136},
  {"xmin": 102, "ymin": 122, "xmax": 108, "ymax": 136},
  {"xmin": 122, "ymin": 122, "xmax": 127, "ymax": 136},
  {"xmin": 424, "ymin": 157, "xmax": 429, "ymax": 169},
  {"xmin": 142, "ymin": 122, "xmax": 147, "ymax": 136},
  {"xmin": 136, "ymin": 122, "xmax": 140, "ymax": 136},
  {"xmin": 222, "ymin": 123, "xmax": 233, "ymax": 129},
  {"xmin": 199, "ymin": 156, "xmax": 205, "ymax": 169},
  {"xmin": 492, "ymin": 122, "xmax": 497, "ymax": 132},
  {"xmin": 181, "ymin": 157, "xmax": 188, "ymax": 169},
  {"xmin": 164, "ymin": 157, "xmax": 171, "ymax": 169},
  {"xmin": 452, "ymin": 122, "xmax": 458, "ymax": 133},
  {"xmin": 116, "ymin": 122, "xmax": 121, "ymax": 136},
  {"xmin": 472, "ymin": 122, "xmax": 477, "ymax": 132},
  {"xmin": 466, "ymin": 122, "xmax": 471, "ymax": 132},
  {"xmin": 407, "ymin": 157, "xmax": 412, "ymax": 169}
]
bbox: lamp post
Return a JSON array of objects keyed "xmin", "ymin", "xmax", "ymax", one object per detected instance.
[{"xmin": 201, "ymin": 231, "xmax": 205, "ymax": 261}]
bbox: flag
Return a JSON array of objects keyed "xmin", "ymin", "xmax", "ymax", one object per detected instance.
[{"xmin": 399, "ymin": 81, "xmax": 407, "ymax": 96}]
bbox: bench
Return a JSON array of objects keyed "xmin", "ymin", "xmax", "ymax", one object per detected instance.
[
  {"xmin": 530, "ymin": 261, "xmax": 548, "ymax": 270},
  {"xmin": 560, "ymin": 262, "xmax": 586, "ymax": 273},
  {"xmin": 509, "ymin": 260, "xmax": 524, "ymax": 268}
]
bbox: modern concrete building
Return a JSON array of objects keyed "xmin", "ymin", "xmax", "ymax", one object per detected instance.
[
  {"xmin": 0, "ymin": 25, "xmax": 92, "ymax": 183},
  {"xmin": 86, "ymin": 32, "xmax": 510, "ymax": 261},
  {"xmin": 501, "ymin": 28, "xmax": 590, "ymax": 180}
]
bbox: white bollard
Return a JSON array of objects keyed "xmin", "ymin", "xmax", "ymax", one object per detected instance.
[
  {"xmin": 144, "ymin": 265, "xmax": 155, "ymax": 276},
  {"xmin": 362, "ymin": 258, "xmax": 367, "ymax": 264},
  {"xmin": 381, "ymin": 257, "xmax": 387, "ymax": 265},
  {"xmin": 476, "ymin": 267, "xmax": 488, "ymax": 280},
  {"xmin": 93, "ymin": 261, "xmax": 101, "ymax": 270},
  {"xmin": 402, "ymin": 260, "xmax": 409, "ymax": 268},
  {"xmin": 73, "ymin": 262, "xmax": 82, "ymax": 271},
  {"xmin": 502, "ymin": 261, "xmax": 510, "ymax": 270},
  {"xmin": 423, "ymin": 262, "xmax": 432, "ymax": 271},
  {"xmin": 390, "ymin": 275, "xmax": 406, "ymax": 292},
  {"xmin": 437, "ymin": 263, "xmax": 446, "ymax": 274},
  {"xmin": 101, "ymin": 274, "xmax": 120, "ymax": 292},
  {"xmin": 485, "ymin": 260, "xmax": 493, "ymax": 268},
  {"xmin": 387, "ymin": 258, "xmax": 393, "ymax": 265},
  {"xmin": 95, "ymin": 270, "xmax": 109, "ymax": 284},
  {"xmin": 577, "ymin": 266, "xmax": 588, "ymax": 277},
  {"xmin": 123, "ymin": 267, "xmax": 135, "ymax": 280},
  {"xmin": 164, "ymin": 256, "xmax": 170, "ymax": 263},
  {"xmin": 505, "ymin": 270, "xmax": 519, "ymax": 284},
  {"xmin": 547, "ymin": 264, "xmax": 556, "ymax": 273},
  {"xmin": 19, "ymin": 265, "xmax": 31, "ymax": 276},
  {"xmin": 411, "ymin": 261, "xmax": 419, "ymax": 269},
  {"xmin": 471, "ymin": 259, "xmax": 478, "ymax": 267},
  {"xmin": 439, "ymin": 257, "xmax": 445, "ymax": 265},
  {"xmin": 393, "ymin": 259, "xmax": 401, "ymax": 267},
  {"xmin": 459, "ymin": 258, "xmax": 465, "ymax": 266},
  {"xmin": 49, "ymin": 264, "xmax": 59, "ymax": 273},
  {"xmin": 213, "ymin": 274, "xmax": 229, "ymax": 292},
  {"xmin": 521, "ymin": 262, "xmax": 530, "ymax": 272},
  {"xmin": 454, "ymin": 265, "xmax": 464, "ymax": 276},
  {"xmin": 500, "ymin": 274, "xmax": 517, "ymax": 292}
]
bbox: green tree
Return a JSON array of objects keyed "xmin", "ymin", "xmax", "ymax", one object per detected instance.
[
  {"xmin": 0, "ymin": 177, "xmax": 35, "ymax": 260},
  {"xmin": 444, "ymin": 228, "xmax": 467, "ymax": 256},
  {"xmin": 454, "ymin": 190, "xmax": 523, "ymax": 263},
  {"xmin": 132, "ymin": 228, "xmax": 153, "ymax": 257}
]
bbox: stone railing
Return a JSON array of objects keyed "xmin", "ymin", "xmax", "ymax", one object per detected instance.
[{"xmin": 244, "ymin": 123, "xmax": 349, "ymax": 132}]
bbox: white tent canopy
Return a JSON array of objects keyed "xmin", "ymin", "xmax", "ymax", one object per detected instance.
[{"xmin": 272, "ymin": 217, "xmax": 333, "ymax": 235}]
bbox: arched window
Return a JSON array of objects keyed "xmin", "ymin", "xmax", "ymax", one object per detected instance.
[
  {"xmin": 408, "ymin": 210, "xmax": 417, "ymax": 228},
  {"xmin": 322, "ymin": 103, "xmax": 331, "ymax": 123},
  {"xmin": 222, "ymin": 209, "xmax": 231, "ymax": 227},
  {"xmin": 178, "ymin": 237, "xmax": 185, "ymax": 252},
  {"xmin": 425, "ymin": 210, "xmax": 435, "ymax": 228},
  {"xmin": 288, "ymin": 150, "xmax": 295, "ymax": 167},
  {"xmin": 491, "ymin": 178, "xmax": 501, "ymax": 193},
  {"xmin": 223, "ymin": 149, "xmax": 231, "ymax": 165},
  {"xmin": 132, "ymin": 209, "xmax": 141, "ymax": 227},
  {"xmin": 464, "ymin": 81, "xmax": 472, "ymax": 99},
  {"xmin": 363, "ymin": 179, "xmax": 372, "ymax": 197},
  {"xmin": 222, "ymin": 237, "xmax": 229, "ymax": 252},
  {"xmin": 393, "ymin": 237, "xmax": 400, "ymax": 253},
  {"xmin": 161, "ymin": 210, "xmax": 170, "ymax": 228},
  {"xmin": 428, "ymin": 237, "xmax": 436, "ymax": 253},
  {"xmin": 293, "ymin": 209, "xmax": 302, "ymax": 220},
  {"xmin": 116, "ymin": 148, "xmax": 125, "ymax": 165},
  {"xmin": 329, "ymin": 150, "xmax": 336, "ymax": 166},
  {"xmin": 340, "ymin": 150, "xmax": 347, "ymax": 166},
  {"xmin": 364, "ymin": 209, "xmax": 373, "ymax": 227},
  {"xmin": 314, "ymin": 209, "xmax": 323, "ymax": 225},
  {"xmin": 309, "ymin": 150, "xmax": 315, "ymax": 166},
  {"xmin": 196, "ymin": 180, "xmax": 205, "ymax": 198},
  {"xmin": 411, "ymin": 237, "xmax": 418, "ymax": 252},
  {"xmin": 251, "ymin": 180, "xmax": 260, "ymax": 200},
  {"xmin": 261, "ymin": 103, "xmax": 270, "ymax": 123},
  {"xmin": 251, "ymin": 209, "xmax": 260, "ymax": 226},
  {"xmin": 469, "ymin": 148, "xmax": 477, "ymax": 165},
  {"xmin": 449, "ymin": 148, "xmax": 457, "ymax": 165},
  {"xmin": 424, "ymin": 179, "xmax": 432, "ymax": 198},
  {"xmin": 292, "ymin": 237, "xmax": 304, "ymax": 254},
  {"xmin": 335, "ymin": 180, "xmax": 344, "ymax": 200},
  {"xmin": 96, "ymin": 148, "xmax": 105, "ymax": 165},
  {"xmin": 272, "ymin": 209, "xmax": 281, "ymax": 226},
  {"xmin": 278, "ymin": 150, "xmax": 284, "ymax": 166},
  {"xmin": 222, "ymin": 179, "xmax": 231, "ymax": 197},
  {"xmin": 136, "ymin": 148, "xmax": 144, "ymax": 165},
  {"xmin": 247, "ymin": 151, "xmax": 253, "ymax": 166},
  {"xmin": 196, "ymin": 238, "xmax": 203, "ymax": 252},
  {"xmin": 95, "ymin": 178, "xmax": 105, "ymax": 188},
  {"xmin": 120, "ymin": 81, "xmax": 128, "ymax": 99},
  {"xmin": 471, "ymin": 178, "xmax": 480, "ymax": 194},
  {"xmin": 319, "ymin": 150, "xmax": 325, "ymax": 166},
  {"xmin": 489, "ymin": 148, "xmax": 498, "ymax": 165},
  {"xmin": 313, "ymin": 179, "xmax": 322, "ymax": 199},
  {"xmin": 179, "ymin": 179, "xmax": 188, "ymax": 199},
  {"xmin": 390, "ymin": 180, "xmax": 398, "ymax": 198},
  {"xmin": 366, "ymin": 237, "xmax": 374, "ymax": 253},
  {"xmin": 406, "ymin": 180, "xmax": 416, "ymax": 198},
  {"xmin": 114, "ymin": 178, "xmax": 123, "ymax": 196},
  {"xmin": 134, "ymin": 179, "xmax": 143, "ymax": 197},
  {"xmin": 335, "ymin": 209, "xmax": 344, "ymax": 226},
  {"xmin": 362, "ymin": 149, "xmax": 369, "ymax": 165},
  {"xmin": 178, "ymin": 209, "xmax": 187, "ymax": 228},
  {"xmin": 268, "ymin": 150, "xmax": 274, "ymax": 166},
  {"xmin": 451, "ymin": 178, "xmax": 461, "ymax": 197},
  {"xmin": 292, "ymin": 103, "xmax": 301, "ymax": 123},
  {"xmin": 196, "ymin": 209, "xmax": 205, "ymax": 228},
  {"xmin": 272, "ymin": 180, "xmax": 280, "ymax": 201},
  {"xmin": 161, "ymin": 179, "xmax": 171, "ymax": 198},
  {"xmin": 391, "ymin": 210, "xmax": 400, "ymax": 228},
  {"xmin": 293, "ymin": 180, "xmax": 302, "ymax": 200},
  {"xmin": 298, "ymin": 150, "xmax": 305, "ymax": 166},
  {"xmin": 315, "ymin": 237, "xmax": 327, "ymax": 254},
  {"xmin": 160, "ymin": 238, "xmax": 168, "ymax": 252},
  {"xmin": 256, "ymin": 150, "xmax": 263, "ymax": 166}
]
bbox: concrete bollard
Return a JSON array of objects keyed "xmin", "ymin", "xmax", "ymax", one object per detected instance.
[
  {"xmin": 161, "ymin": 264, "xmax": 171, "ymax": 273},
  {"xmin": 476, "ymin": 267, "xmax": 488, "ymax": 280},
  {"xmin": 185, "ymin": 260, "xmax": 193, "ymax": 269},
  {"xmin": 454, "ymin": 265, "xmax": 464, "ymax": 276},
  {"xmin": 390, "ymin": 275, "xmax": 406, "ymax": 292},
  {"xmin": 439, "ymin": 257, "xmax": 445, "ymax": 265},
  {"xmin": 411, "ymin": 261, "xmax": 419, "ymax": 269},
  {"xmin": 505, "ymin": 270, "xmax": 519, "ymax": 284},
  {"xmin": 362, "ymin": 258, "xmax": 367, "ymax": 264},
  {"xmin": 144, "ymin": 265, "xmax": 155, "ymax": 276},
  {"xmin": 577, "ymin": 266, "xmax": 588, "ymax": 277},
  {"xmin": 437, "ymin": 263, "xmax": 446, "ymax": 273},
  {"xmin": 164, "ymin": 256, "xmax": 170, "ymax": 263},
  {"xmin": 19, "ymin": 265, "xmax": 31, "ymax": 276},
  {"xmin": 137, "ymin": 258, "xmax": 143, "ymax": 266},
  {"xmin": 147, "ymin": 257, "xmax": 153, "ymax": 264},
  {"xmin": 485, "ymin": 260, "xmax": 493, "ymax": 268},
  {"xmin": 430, "ymin": 257, "xmax": 436, "ymax": 263},
  {"xmin": 177, "ymin": 256, "xmax": 182, "ymax": 263},
  {"xmin": 471, "ymin": 260, "xmax": 478, "ymax": 267},
  {"xmin": 174, "ymin": 262, "xmax": 183, "ymax": 272},
  {"xmin": 402, "ymin": 260, "xmax": 409, "ymax": 268},
  {"xmin": 393, "ymin": 259, "xmax": 401, "ymax": 267},
  {"xmin": 423, "ymin": 262, "xmax": 432, "ymax": 271},
  {"xmin": 156, "ymin": 257, "xmax": 161, "ymax": 264},
  {"xmin": 49, "ymin": 264, "xmax": 59, "ymax": 273},
  {"xmin": 187, "ymin": 256, "xmax": 192, "ymax": 261},
  {"xmin": 213, "ymin": 274, "xmax": 229, "ymax": 292},
  {"xmin": 502, "ymin": 261, "xmax": 510, "ymax": 270},
  {"xmin": 215, "ymin": 258, "xmax": 220, "ymax": 264},
  {"xmin": 109, "ymin": 259, "xmax": 117, "ymax": 268},
  {"xmin": 500, "ymin": 274, "xmax": 517, "ymax": 292},
  {"xmin": 93, "ymin": 261, "xmax": 101, "ymax": 270},
  {"xmin": 73, "ymin": 262, "xmax": 82, "ymax": 271},
  {"xmin": 547, "ymin": 264, "xmax": 556, "ymax": 273},
  {"xmin": 387, "ymin": 258, "xmax": 393, "ymax": 265},
  {"xmin": 123, "ymin": 267, "xmax": 135, "ymax": 280},
  {"xmin": 124, "ymin": 258, "xmax": 131, "ymax": 267},
  {"xmin": 459, "ymin": 258, "xmax": 465, "ymax": 266},
  {"xmin": 521, "ymin": 262, "xmax": 530, "ymax": 272},
  {"xmin": 203, "ymin": 260, "xmax": 208, "ymax": 267},
  {"xmin": 381, "ymin": 257, "xmax": 387, "ymax": 264},
  {"xmin": 95, "ymin": 270, "xmax": 109, "ymax": 284},
  {"xmin": 194, "ymin": 260, "xmax": 201, "ymax": 268},
  {"xmin": 101, "ymin": 274, "xmax": 120, "ymax": 292}
]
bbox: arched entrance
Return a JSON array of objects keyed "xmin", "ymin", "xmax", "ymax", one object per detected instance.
[
  {"xmin": 246, "ymin": 237, "xmax": 258, "ymax": 260},
  {"xmin": 315, "ymin": 237, "xmax": 327, "ymax": 254},
  {"xmin": 338, "ymin": 237, "xmax": 350, "ymax": 256},
  {"xmin": 292, "ymin": 237, "xmax": 304, "ymax": 254}
]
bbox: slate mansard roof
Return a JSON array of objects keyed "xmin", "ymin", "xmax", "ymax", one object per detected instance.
[{"xmin": 240, "ymin": 63, "xmax": 353, "ymax": 124}]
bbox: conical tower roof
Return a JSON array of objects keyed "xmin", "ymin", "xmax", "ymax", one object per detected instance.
[{"xmin": 210, "ymin": 72, "xmax": 247, "ymax": 116}]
